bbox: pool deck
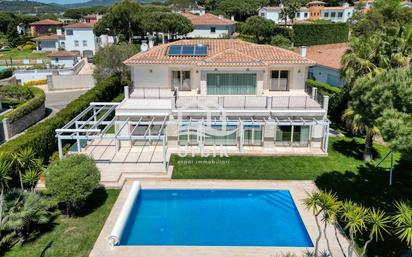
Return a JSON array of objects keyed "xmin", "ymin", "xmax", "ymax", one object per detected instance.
[{"xmin": 90, "ymin": 180, "xmax": 352, "ymax": 257}]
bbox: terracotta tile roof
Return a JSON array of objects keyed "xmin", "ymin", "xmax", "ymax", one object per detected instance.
[
  {"xmin": 30, "ymin": 19, "xmax": 63, "ymax": 26},
  {"xmin": 64, "ymin": 22, "xmax": 94, "ymax": 29},
  {"xmin": 296, "ymin": 43, "xmax": 349, "ymax": 70},
  {"xmin": 180, "ymin": 13, "xmax": 236, "ymax": 26},
  {"xmin": 33, "ymin": 34, "xmax": 65, "ymax": 41},
  {"xmin": 125, "ymin": 39, "xmax": 315, "ymax": 67},
  {"xmin": 47, "ymin": 51, "xmax": 79, "ymax": 57}
]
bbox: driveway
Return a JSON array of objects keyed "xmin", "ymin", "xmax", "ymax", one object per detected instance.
[{"xmin": 45, "ymin": 89, "xmax": 89, "ymax": 111}]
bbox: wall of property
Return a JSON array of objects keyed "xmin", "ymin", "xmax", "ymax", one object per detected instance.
[
  {"xmin": 65, "ymin": 28, "xmax": 97, "ymax": 56},
  {"xmin": 50, "ymin": 56, "xmax": 77, "ymax": 68},
  {"xmin": 14, "ymin": 70, "xmax": 54, "ymax": 84},
  {"xmin": 0, "ymin": 76, "xmax": 17, "ymax": 86},
  {"xmin": 309, "ymin": 66, "xmax": 344, "ymax": 87},
  {"xmin": 186, "ymin": 25, "xmax": 236, "ymax": 38},
  {"xmin": 47, "ymin": 74, "xmax": 95, "ymax": 91},
  {"xmin": 1, "ymin": 103, "xmax": 45, "ymax": 141}
]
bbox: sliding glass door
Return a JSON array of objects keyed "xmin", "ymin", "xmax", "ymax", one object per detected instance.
[
  {"xmin": 243, "ymin": 125, "xmax": 263, "ymax": 146},
  {"xmin": 275, "ymin": 125, "xmax": 310, "ymax": 146},
  {"xmin": 172, "ymin": 70, "xmax": 191, "ymax": 91},
  {"xmin": 207, "ymin": 73, "xmax": 256, "ymax": 95}
]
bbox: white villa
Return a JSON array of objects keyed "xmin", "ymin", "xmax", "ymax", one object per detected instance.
[
  {"xmin": 56, "ymin": 39, "xmax": 330, "ymax": 169},
  {"xmin": 258, "ymin": 5, "xmax": 310, "ymax": 24},
  {"xmin": 180, "ymin": 13, "xmax": 237, "ymax": 38}
]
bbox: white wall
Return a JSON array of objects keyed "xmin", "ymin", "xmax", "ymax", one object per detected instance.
[
  {"xmin": 259, "ymin": 9, "xmax": 281, "ymax": 23},
  {"xmin": 186, "ymin": 25, "xmax": 236, "ymax": 38},
  {"xmin": 49, "ymin": 56, "xmax": 77, "ymax": 68},
  {"xmin": 13, "ymin": 70, "xmax": 53, "ymax": 84},
  {"xmin": 309, "ymin": 66, "xmax": 344, "ymax": 87},
  {"xmin": 64, "ymin": 28, "xmax": 97, "ymax": 56},
  {"xmin": 320, "ymin": 8, "xmax": 354, "ymax": 22}
]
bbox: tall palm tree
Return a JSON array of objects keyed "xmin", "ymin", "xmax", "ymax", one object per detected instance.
[
  {"xmin": 0, "ymin": 154, "xmax": 12, "ymax": 236},
  {"xmin": 304, "ymin": 191, "xmax": 323, "ymax": 257},
  {"xmin": 341, "ymin": 201, "xmax": 368, "ymax": 257},
  {"xmin": 393, "ymin": 201, "xmax": 412, "ymax": 251},
  {"xmin": 318, "ymin": 191, "xmax": 341, "ymax": 257},
  {"xmin": 342, "ymin": 106, "xmax": 380, "ymax": 161}
]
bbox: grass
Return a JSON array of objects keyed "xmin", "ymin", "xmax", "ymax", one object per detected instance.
[
  {"xmin": 4, "ymin": 188, "xmax": 119, "ymax": 257},
  {"xmin": 171, "ymin": 136, "xmax": 412, "ymax": 257},
  {"xmin": 0, "ymin": 48, "xmax": 47, "ymax": 60},
  {"xmin": 171, "ymin": 136, "xmax": 399, "ymax": 180}
]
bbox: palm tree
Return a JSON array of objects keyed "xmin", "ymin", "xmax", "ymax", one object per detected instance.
[
  {"xmin": 360, "ymin": 208, "xmax": 391, "ymax": 257},
  {"xmin": 0, "ymin": 154, "xmax": 12, "ymax": 236},
  {"xmin": 342, "ymin": 106, "xmax": 380, "ymax": 161},
  {"xmin": 393, "ymin": 201, "xmax": 412, "ymax": 251},
  {"xmin": 318, "ymin": 191, "xmax": 341, "ymax": 257},
  {"xmin": 304, "ymin": 191, "xmax": 323, "ymax": 257},
  {"xmin": 22, "ymin": 167, "xmax": 43, "ymax": 192},
  {"xmin": 341, "ymin": 201, "xmax": 368, "ymax": 257},
  {"xmin": 12, "ymin": 148, "xmax": 43, "ymax": 190}
]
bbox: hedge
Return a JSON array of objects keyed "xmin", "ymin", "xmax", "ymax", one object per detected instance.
[
  {"xmin": 0, "ymin": 74, "xmax": 125, "ymax": 163},
  {"xmin": 0, "ymin": 87, "xmax": 45, "ymax": 123},
  {"xmin": 23, "ymin": 79, "xmax": 48, "ymax": 87},
  {"xmin": 292, "ymin": 23, "xmax": 349, "ymax": 46},
  {"xmin": 306, "ymin": 79, "xmax": 342, "ymax": 95},
  {"xmin": 0, "ymin": 68, "xmax": 13, "ymax": 80}
]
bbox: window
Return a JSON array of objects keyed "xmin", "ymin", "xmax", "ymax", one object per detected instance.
[
  {"xmin": 304, "ymin": 12, "xmax": 308, "ymax": 18},
  {"xmin": 172, "ymin": 70, "xmax": 191, "ymax": 91},
  {"xmin": 243, "ymin": 125, "xmax": 262, "ymax": 146},
  {"xmin": 338, "ymin": 12, "xmax": 343, "ymax": 18},
  {"xmin": 324, "ymin": 12, "xmax": 329, "ymax": 17},
  {"xmin": 331, "ymin": 12, "xmax": 336, "ymax": 17},
  {"xmin": 210, "ymin": 27, "xmax": 216, "ymax": 33},
  {"xmin": 82, "ymin": 40, "xmax": 87, "ymax": 46},
  {"xmin": 270, "ymin": 70, "xmax": 289, "ymax": 91},
  {"xmin": 66, "ymin": 29, "xmax": 73, "ymax": 36},
  {"xmin": 55, "ymin": 58, "xmax": 59, "ymax": 62},
  {"xmin": 296, "ymin": 12, "xmax": 300, "ymax": 18},
  {"xmin": 275, "ymin": 125, "xmax": 310, "ymax": 146},
  {"xmin": 206, "ymin": 73, "xmax": 256, "ymax": 95},
  {"xmin": 347, "ymin": 12, "xmax": 352, "ymax": 17},
  {"xmin": 74, "ymin": 40, "xmax": 79, "ymax": 47},
  {"xmin": 260, "ymin": 12, "xmax": 265, "ymax": 17}
]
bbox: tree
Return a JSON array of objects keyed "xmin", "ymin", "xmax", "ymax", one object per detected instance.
[
  {"xmin": 242, "ymin": 16, "xmax": 275, "ymax": 43},
  {"xmin": 141, "ymin": 12, "xmax": 193, "ymax": 41},
  {"xmin": 11, "ymin": 148, "xmax": 43, "ymax": 191},
  {"xmin": 93, "ymin": 43, "xmax": 139, "ymax": 84},
  {"xmin": 212, "ymin": 0, "xmax": 269, "ymax": 21},
  {"xmin": 318, "ymin": 191, "xmax": 341, "ymax": 257},
  {"xmin": 0, "ymin": 154, "xmax": 12, "ymax": 237},
  {"xmin": 359, "ymin": 208, "xmax": 390, "ymax": 257},
  {"xmin": 46, "ymin": 154, "xmax": 100, "ymax": 216},
  {"xmin": 270, "ymin": 34, "xmax": 293, "ymax": 50},
  {"xmin": 2, "ymin": 190, "xmax": 55, "ymax": 243},
  {"xmin": 393, "ymin": 201, "xmax": 412, "ymax": 249},
  {"xmin": 304, "ymin": 191, "xmax": 324, "ymax": 257},
  {"xmin": 280, "ymin": 1, "xmax": 301, "ymax": 25},
  {"xmin": 6, "ymin": 23, "xmax": 19, "ymax": 47}
]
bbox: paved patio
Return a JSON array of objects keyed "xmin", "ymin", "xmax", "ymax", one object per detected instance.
[{"xmin": 90, "ymin": 180, "xmax": 352, "ymax": 257}]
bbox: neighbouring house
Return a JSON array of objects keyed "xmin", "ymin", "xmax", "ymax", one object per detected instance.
[
  {"xmin": 63, "ymin": 22, "xmax": 97, "ymax": 57},
  {"xmin": 298, "ymin": 43, "xmax": 349, "ymax": 87},
  {"xmin": 29, "ymin": 19, "xmax": 63, "ymax": 37},
  {"xmin": 180, "ymin": 13, "xmax": 237, "ymax": 38},
  {"xmin": 402, "ymin": 1, "xmax": 412, "ymax": 8},
  {"xmin": 83, "ymin": 14, "xmax": 103, "ymax": 24},
  {"xmin": 56, "ymin": 39, "xmax": 331, "ymax": 164},
  {"xmin": 33, "ymin": 32, "xmax": 65, "ymax": 52},
  {"xmin": 259, "ymin": 1, "xmax": 354, "ymax": 24},
  {"xmin": 47, "ymin": 50, "xmax": 80, "ymax": 68},
  {"xmin": 16, "ymin": 23, "xmax": 27, "ymax": 36},
  {"xmin": 59, "ymin": 18, "xmax": 78, "ymax": 25},
  {"xmin": 258, "ymin": 5, "xmax": 310, "ymax": 24}
]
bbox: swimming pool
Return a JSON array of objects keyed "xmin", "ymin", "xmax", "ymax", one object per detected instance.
[{"xmin": 118, "ymin": 188, "xmax": 313, "ymax": 247}]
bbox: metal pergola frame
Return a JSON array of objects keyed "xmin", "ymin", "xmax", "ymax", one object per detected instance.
[{"xmin": 55, "ymin": 103, "xmax": 169, "ymax": 169}]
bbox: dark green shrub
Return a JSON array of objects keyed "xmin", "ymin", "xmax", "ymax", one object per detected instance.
[
  {"xmin": 0, "ymin": 87, "xmax": 45, "ymax": 122},
  {"xmin": 292, "ymin": 23, "xmax": 349, "ymax": 46},
  {"xmin": 0, "ymin": 68, "xmax": 12, "ymax": 80},
  {"xmin": 0, "ymin": 75, "xmax": 124, "ymax": 164},
  {"xmin": 46, "ymin": 154, "xmax": 100, "ymax": 216},
  {"xmin": 306, "ymin": 79, "xmax": 342, "ymax": 95},
  {"xmin": 270, "ymin": 35, "xmax": 293, "ymax": 50}
]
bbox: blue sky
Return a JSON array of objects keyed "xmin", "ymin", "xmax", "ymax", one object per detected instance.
[{"xmin": 36, "ymin": 0, "xmax": 89, "ymax": 3}]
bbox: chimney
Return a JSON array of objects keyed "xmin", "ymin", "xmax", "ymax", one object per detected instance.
[
  {"xmin": 148, "ymin": 40, "xmax": 154, "ymax": 49},
  {"xmin": 300, "ymin": 46, "xmax": 307, "ymax": 58}
]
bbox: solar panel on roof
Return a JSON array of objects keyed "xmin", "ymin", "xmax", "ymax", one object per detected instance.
[{"xmin": 167, "ymin": 45, "xmax": 208, "ymax": 56}]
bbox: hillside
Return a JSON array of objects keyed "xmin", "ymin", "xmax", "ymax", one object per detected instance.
[
  {"xmin": 65, "ymin": 0, "xmax": 165, "ymax": 8},
  {"xmin": 0, "ymin": 0, "xmax": 65, "ymax": 13}
]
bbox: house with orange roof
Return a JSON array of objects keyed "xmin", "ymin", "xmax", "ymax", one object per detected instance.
[
  {"xmin": 297, "ymin": 43, "xmax": 349, "ymax": 87},
  {"xmin": 56, "ymin": 39, "xmax": 331, "ymax": 161},
  {"xmin": 180, "ymin": 13, "xmax": 236, "ymax": 38},
  {"xmin": 29, "ymin": 19, "xmax": 63, "ymax": 37},
  {"xmin": 47, "ymin": 50, "xmax": 80, "ymax": 68}
]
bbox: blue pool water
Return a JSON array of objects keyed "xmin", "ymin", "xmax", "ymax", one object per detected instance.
[{"xmin": 120, "ymin": 189, "xmax": 313, "ymax": 247}]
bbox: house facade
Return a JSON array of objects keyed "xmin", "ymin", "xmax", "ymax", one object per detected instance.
[
  {"xmin": 180, "ymin": 13, "xmax": 236, "ymax": 38},
  {"xmin": 47, "ymin": 50, "xmax": 80, "ymax": 68},
  {"xmin": 29, "ymin": 19, "xmax": 63, "ymax": 37},
  {"xmin": 56, "ymin": 40, "xmax": 330, "ymax": 163},
  {"xmin": 258, "ymin": 6, "xmax": 310, "ymax": 24},
  {"xmin": 320, "ymin": 4, "xmax": 354, "ymax": 23}
]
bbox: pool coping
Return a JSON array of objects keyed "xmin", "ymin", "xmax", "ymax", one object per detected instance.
[{"xmin": 90, "ymin": 180, "xmax": 352, "ymax": 257}]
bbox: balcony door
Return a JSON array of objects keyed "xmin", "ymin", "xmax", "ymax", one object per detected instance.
[
  {"xmin": 270, "ymin": 70, "xmax": 289, "ymax": 91},
  {"xmin": 172, "ymin": 70, "xmax": 191, "ymax": 91},
  {"xmin": 206, "ymin": 73, "xmax": 256, "ymax": 95}
]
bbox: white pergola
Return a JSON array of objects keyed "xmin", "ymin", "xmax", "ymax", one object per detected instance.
[{"xmin": 55, "ymin": 103, "xmax": 168, "ymax": 169}]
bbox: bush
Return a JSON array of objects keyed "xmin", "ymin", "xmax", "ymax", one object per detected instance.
[
  {"xmin": 0, "ymin": 75, "xmax": 124, "ymax": 165},
  {"xmin": 292, "ymin": 23, "xmax": 349, "ymax": 46},
  {"xmin": 0, "ymin": 87, "xmax": 45, "ymax": 123},
  {"xmin": 46, "ymin": 154, "xmax": 100, "ymax": 216},
  {"xmin": 270, "ymin": 35, "xmax": 293, "ymax": 50},
  {"xmin": 22, "ymin": 42, "xmax": 36, "ymax": 50},
  {"xmin": 23, "ymin": 79, "xmax": 47, "ymax": 87},
  {"xmin": 0, "ymin": 68, "xmax": 12, "ymax": 80},
  {"xmin": 306, "ymin": 79, "xmax": 342, "ymax": 95}
]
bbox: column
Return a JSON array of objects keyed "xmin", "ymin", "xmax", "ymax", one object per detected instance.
[{"xmin": 263, "ymin": 124, "xmax": 275, "ymax": 148}]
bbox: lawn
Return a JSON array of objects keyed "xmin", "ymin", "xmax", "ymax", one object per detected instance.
[
  {"xmin": 4, "ymin": 188, "xmax": 119, "ymax": 257},
  {"xmin": 0, "ymin": 48, "xmax": 47, "ymax": 60},
  {"xmin": 171, "ymin": 136, "xmax": 412, "ymax": 257}
]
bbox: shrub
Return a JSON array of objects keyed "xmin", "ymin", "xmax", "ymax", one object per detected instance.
[
  {"xmin": 22, "ymin": 42, "xmax": 36, "ymax": 50},
  {"xmin": 23, "ymin": 79, "xmax": 47, "ymax": 87},
  {"xmin": 46, "ymin": 154, "xmax": 100, "ymax": 216},
  {"xmin": 306, "ymin": 79, "xmax": 342, "ymax": 95},
  {"xmin": 270, "ymin": 35, "xmax": 293, "ymax": 50},
  {"xmin": 0, "ymin": 68, "xmax": 12, "ymax": 80},
  {"xmin": 0, "ymin": 85, "xmax": 33, "ymax": 101},
  {"xmin": 0, "ymin": 75, "xmax": 124, "ymax": 165},
  {"xmin": 292, "ymin": 23, "xmax": 349, "ymax": 46},
  {"xmin": 0, "ymin": 87, "xmax": 45, "ymax": 123}
]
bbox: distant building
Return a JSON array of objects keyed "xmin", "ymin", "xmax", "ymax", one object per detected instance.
[
  {"xmin": 83, "ymin": 14, "xmax": 103, "ymax": 25},
  {"xmin": 63, "ymin": 23, "xmax": 97, "ymax": 57},
  {"xmin": 320, "ymin": 3, "xmax": 354, "ymax": 23},
  {"xmin": 29, "ymin": 19, "xmax": 63, "ymax": 37},
  {"xmin": 258, "ymin": 5, "xmax": 310, "ymax": 24},
  {"xmin": 297, "ymin": 43, "xmax": 349, "ymax": 87},
  {"xmin": 33, "ymin": 32, "xmax": 65, "ymax": 52},
  {"xmin": 180, "ymin": 13, "xmax": 237, "ymax": 38},
  {"xmin": 47, "ymin": 50, "xmax": 80, "ymax": 68}
]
